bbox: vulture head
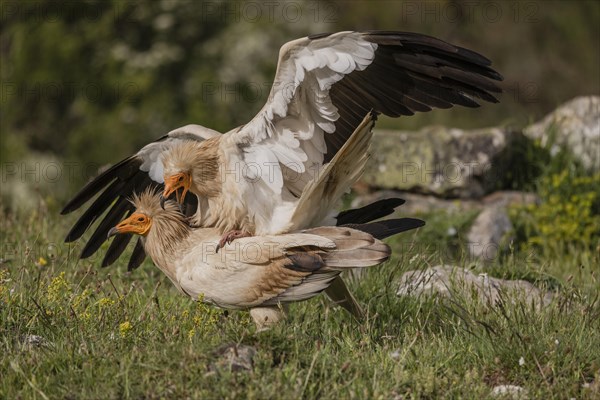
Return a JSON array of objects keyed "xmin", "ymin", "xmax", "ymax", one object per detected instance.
[
  {"xmin": 161, "ymin": 139, "xmax": 222, "ymax": 206},
  {"xmin": 108, "ymin": 189, "xmax": 184, "ymax": 238}
]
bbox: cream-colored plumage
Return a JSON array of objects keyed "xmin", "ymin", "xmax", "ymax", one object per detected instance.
[
  {"xmin": 161, "ymin": 114, "xmax": 376, "ymax": 323},
  {"xmin": 63, "ymin": 30, "xmax": 500, "ymax": 273},
  {"xmin": 111, "ymin": 191, "xmax": 391, "ymax": 323},
  {"xmin": 162, "ymin": 113, "xmax": 376, "ymax": 234}
]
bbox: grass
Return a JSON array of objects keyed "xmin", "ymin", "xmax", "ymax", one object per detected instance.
[{"xmin": 1, "ymin": 201, "xmax": 599, "ymax": 400}]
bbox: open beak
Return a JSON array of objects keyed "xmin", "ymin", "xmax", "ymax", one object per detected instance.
[
  {"xmin": 163, "ymin": 172, "xmax": 191, "ymax": 209},
  {"xmin": 107, "ymin": 213, "xmax": 152, "ymax": 238}
]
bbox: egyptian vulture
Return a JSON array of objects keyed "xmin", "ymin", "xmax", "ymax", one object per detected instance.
[
  {"xmin": 108, "ymin": 190, "xmax": 424, "ymax": 328},
  {"xmin": 62, "ymin": 30, "xmax": 502, "ymax": 268}
]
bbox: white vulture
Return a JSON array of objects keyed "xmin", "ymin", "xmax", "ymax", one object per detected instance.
[
  {"xmin": 62, "ymin": 30, "xmax": 501, "ymax": 270},
  {"xmin": 107, "ymin": 190, "xmax": 424, "ymax": 329}
]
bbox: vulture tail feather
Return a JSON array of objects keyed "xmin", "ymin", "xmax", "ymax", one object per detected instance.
[
  {"xmin": 343, "ymin": 218, "xmax": 426, "ymax": 240},
  {"xmin": 335, "ymin": 198, "xmax": 406, "ymax": 225}
]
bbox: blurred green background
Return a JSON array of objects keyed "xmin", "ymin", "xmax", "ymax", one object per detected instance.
[{"xmin": 1, "ymin": 0, "xmax": 599, "ymax": 194}]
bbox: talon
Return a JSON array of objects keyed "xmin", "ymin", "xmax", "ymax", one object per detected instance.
[{"xmin": 216, "ymin": 230, "xmax": 251, "ymax": 253}]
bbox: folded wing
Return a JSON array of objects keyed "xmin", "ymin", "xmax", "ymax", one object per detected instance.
[{"xmin": 197, "ymin": 217, "xmax": 424, "ymax": 308}]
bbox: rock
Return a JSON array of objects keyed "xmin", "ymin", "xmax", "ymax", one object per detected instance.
[
  {"xmin": 389, "ymin": 349, "xmax": 402, "ymax": 360},
  {"xmin": 524, "ymin": 96, "xmax": 600, "ymax": 171},
  {"xmin": 467, "ymin": 206, "xmax": 513, "ymax": 262},
  {"xmin": 362, "ymin": 126, "xmax": 517, "ymax": 198},
  {"xmin": 491, "ymin": 385, "xmax": 528, "ymax": 399},
  {"xmin": 210, "ymin": 343, "xmax": 257, "ymax": 373},
  {"xmin": 351, "ymin": 190, "xmax": 539, "ymax": 215},
  {"xmin": 481, "ymin": 191, "xmax": 540, "ymax": 209},
  {"xmin": 396, "ymin": 265, "xmax": 553, "ymax": 308},
  {"xmin": 20, "ymin": 334, "xmax": 53, "ymax": 351}
]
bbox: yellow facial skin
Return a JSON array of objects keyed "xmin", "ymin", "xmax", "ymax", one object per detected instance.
[
  {"xmin": 162, "ymin": 172, "xmax": 191, "ymax": 204},
  {"xmin": 108, "ymin": 213, "xmax": 152, "ymax": 237}
]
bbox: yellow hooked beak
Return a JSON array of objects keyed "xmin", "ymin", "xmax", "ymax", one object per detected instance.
[
  {"xmin": 107, "ymin": 213, "xmax": 152, "ymax": 238},
  {"xmin": 163, "ymin": 172, "xmax": 191, "ymax": 206}
]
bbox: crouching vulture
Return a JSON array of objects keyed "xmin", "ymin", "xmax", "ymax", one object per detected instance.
[{"xmin": 108, "ymin": 190, "xmax": 425, "ymax": 329}]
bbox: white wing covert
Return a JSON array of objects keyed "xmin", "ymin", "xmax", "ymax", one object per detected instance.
[{"xmin": 228, "ymin": 32, "xmax": 377, "ymax": 199}]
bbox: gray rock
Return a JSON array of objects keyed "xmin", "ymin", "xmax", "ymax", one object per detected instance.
[
  {"xmin": 467, "ymin": 206, "xmax": 513, "ymax": 262},
  {"xmin": 210, "ymin": 343, "xmax": 257, "ymax": 373},
  {"xmin": 397, "ymin": 265, "xmax": 553, "ymax": 308},
  {"xmin": 20, "ymin": 334, "xmax": 53, "ymax": 351},
  {"xmin": 389, "ymin": 349, "xmax": 402, "ymax": 360},
  {"xmin": 362, "ymin": 126, "xmax": 517, "ymax": 198},
  {"xmin": 524, "ymin": 96, "xmax": 600, "ymax": 171},
  {"xmin": 491, "ymin": 385, "xmax": 528, "ymax": 399}
]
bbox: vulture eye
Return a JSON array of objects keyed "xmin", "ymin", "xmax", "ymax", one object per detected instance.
[
  {"xmin": 137, "ymin": 217, "xmax": 145, "ymax": 222},
  {"xmin": 178, "ymin": 175, "xmax": 184, "ymax": 182}
]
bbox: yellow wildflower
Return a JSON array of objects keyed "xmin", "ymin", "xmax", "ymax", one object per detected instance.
[
  {"xmin": 0, "ymin": 270, "xmax": 8, "ymax": 301},
  {"xmin": 46, "ymin": 272, "xmax": 70, "ymax": 303},
  {"xmin": 96, "ymin": 297, "xmax": 115, "ymax": 308},
  {"xmin": 119, "ymin": 321, "xmax": 132, "ymax": 338}
]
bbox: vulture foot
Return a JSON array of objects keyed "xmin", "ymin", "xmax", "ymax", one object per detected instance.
[{"xmin": 216, "ymin": 230, "xmax": 252, "ymax": 252}]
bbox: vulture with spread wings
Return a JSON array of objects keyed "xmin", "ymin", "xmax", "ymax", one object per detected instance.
[{"xmin": 62, "ymin": 30, "xmax": 502, "ymax": 268}]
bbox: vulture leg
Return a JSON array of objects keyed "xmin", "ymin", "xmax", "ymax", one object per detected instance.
[
  {"xmin": 216, "ymin": 230, "xmax": 252, "ymax": 252},
  {"xmin": 250, "ymin": 305, "xmax": 288, "ymax": 332}
]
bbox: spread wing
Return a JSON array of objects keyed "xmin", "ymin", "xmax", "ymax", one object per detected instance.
[
  {"xmin": 61, "ymin": 125, "xmax": 220, "ymax": 269},
  {"xmin": 226, "ymin": 30, "xmax": 502, "ymax": 205}
]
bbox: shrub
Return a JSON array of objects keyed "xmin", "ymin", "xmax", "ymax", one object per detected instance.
[{"xmin": 510, "ymin": 170, "xmax": 600, "ymax": 255}]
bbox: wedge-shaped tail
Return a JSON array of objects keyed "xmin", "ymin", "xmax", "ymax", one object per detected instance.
[{"xmin": 262, "ymin": 217, "xmax": 424, "ymax": 306}]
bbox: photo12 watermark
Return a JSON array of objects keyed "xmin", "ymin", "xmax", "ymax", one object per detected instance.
[
  {"xmin": 199, "ymin": 1, "xmax": 339, "ymax": 24},
  {"xmin": 399, "ymin": 1, "xmax": 540, "ymax": 24},
  {"xmin": 1, "ymin": 161, "xmax": 101, "ymax": 186}
]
